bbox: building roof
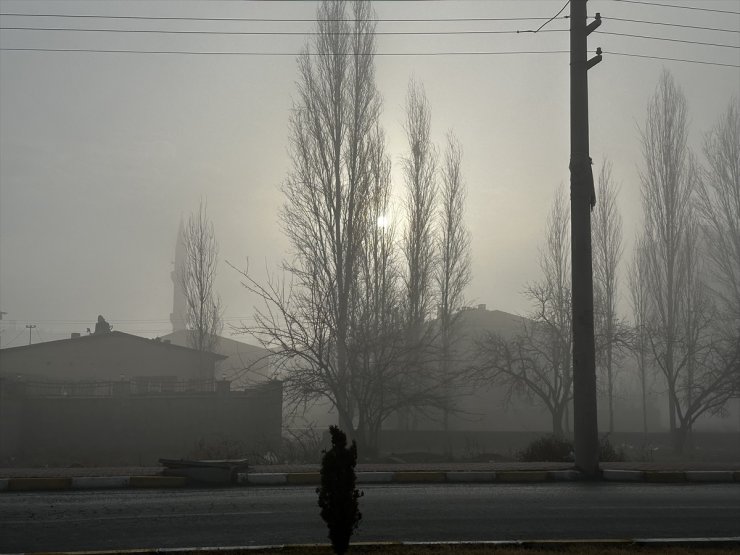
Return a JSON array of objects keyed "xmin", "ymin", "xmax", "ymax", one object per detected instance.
[
  {"xmin": 0, "ymin": 330, "xmax": 227, "ymax": 360},
  {"xmin": 160, "ymin": 330, "xmax": 270, "ymax": 359}
]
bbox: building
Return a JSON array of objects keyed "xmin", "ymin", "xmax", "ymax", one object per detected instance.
[
  {"xmin": 167, "ymin": 221, "xmax": 273, "ymax": 389},
  {"xmin": 0, "ymin": 329, "xmax": 225, "ymax": 386},
  {"xmin": 160, "ymin": 329, "xmax": 272, "ymax": 389},
  {"xmin": 0, "ymin": 328, "xmax": 283, "ymax": 466}
]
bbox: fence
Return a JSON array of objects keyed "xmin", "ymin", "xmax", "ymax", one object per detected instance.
[{"xmin": 0, "ymin": 376, "xmax": 223, "ymax": 398}]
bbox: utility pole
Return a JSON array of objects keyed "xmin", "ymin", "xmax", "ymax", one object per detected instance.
[
  {"xmin": 570, "ymin": 0, "xmax": 601, "ymax": 477},
  {"xmin": 26, "ymin": 324, "xmax": 37, "ymax": 345}
]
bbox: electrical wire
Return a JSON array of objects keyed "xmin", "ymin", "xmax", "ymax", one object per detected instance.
[
  {"xmin": 603, "ymin": 16, "xmax": 739, "ymax": 33},
  {"xmin": 0, "ymin": 13, "xmax": 569, "ymax": 23},
  {"xmin": 0, "ymin": 26, "xmax": 571, "ymax": 36},
  {"xmin": 4, "ymin": 26, "xmax": 736, "ymax": 50},
  {"xmin": 605, "ymin": 49, "xmax": 740, "ymax": 67},
  {"xmin": 610, "ymin": 0, "xmax": 740, "ymax": 15},
  {"xmin": 596, "ymin": 30, "xmax": 740, "ymax": 49},
  {"xmin": 519, "ymin": 0, "xmax": 570, "ymax": 33},
  {"xmin": 0, "ymin": 47, "xmax": 572, "ymax": 56},
  {"xmin": 2, "ymin": 47, "xmax": 737, "ymax": 67}
]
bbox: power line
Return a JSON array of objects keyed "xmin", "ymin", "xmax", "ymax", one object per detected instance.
[
  {"xmin": 596, "ymin": 30, "xmax": 740, "ymax": 49},
  {"xmin": 611, "ymin": 0, "xmax": 740, "ymax": 15},
  {"xmin": 0, "ymin": 47, "xmax": 572, "ymax": 56},
  {"xmin": 521, "ymin": 0, "xmax": 571, "ymax": 33},
  {"xmin": 0, "ymin": 26, "xmax": 570, "ymax": 36},
  {"xmin": 603, "ymin": 16, "xmax": 740, "ymax": 33},
  {"xmin": 4, "ymin": 26, "xmax": 736, "ymax": 50},
  {"xmin": 605, "ymin": 49, "xmax": 740, "ymax": 67},
  {"xmin": 2, "ymin": 46, "xmax": 736, "ymax": 67},
  {"xmin": 0, "ymin": 13, "xmax": 569, "ymax": 23}
]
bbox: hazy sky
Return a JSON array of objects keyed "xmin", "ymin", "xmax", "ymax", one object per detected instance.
[{"xmin": 1, "ymin": 0, "xmax": 738, "ymax": 346}]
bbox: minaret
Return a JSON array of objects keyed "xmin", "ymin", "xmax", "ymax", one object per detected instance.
[{"xmin": 171, "ymin": 218, "xmax": 187, "ymax": 333}]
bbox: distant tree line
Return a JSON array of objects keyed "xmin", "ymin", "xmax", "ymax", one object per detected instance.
[{"xmin": 477, "ymin": 69, "xmax": 739, "ymax": 455}]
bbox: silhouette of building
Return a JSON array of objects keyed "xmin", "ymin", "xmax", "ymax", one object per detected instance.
[
  {"xmin": 0, "ymin": 331, "xmax": 283, "ymax": 466},
  {"xmin": 161, "ymin": 329, "xmax": 273, "ymax": 389},
  {"xmin": 0, "ymin": 330, "xmax": 225, "ymax": 385}
]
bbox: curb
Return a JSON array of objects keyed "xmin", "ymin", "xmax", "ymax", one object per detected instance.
[
  {"xmin": 602, "ymin": 469, "xmax": 644, "ymax": 482},
  {"xmin": 17, "ymin": 537, "xmax": 740, "ymax": 554},
  {"xmin": 3, "ymin": 468, "xmax": 740, "ymax": 492},
  {"xmin": 71, "ymin": 477, "xmax": 131, "ymax": 490},
  {"xmin": 0, "ymin": 475, "xmax": 188, "ymax": 492}
]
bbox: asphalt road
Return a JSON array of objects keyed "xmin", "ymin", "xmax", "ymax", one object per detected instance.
[{"xmin": 2, "ymin": 483, "xmax": 739, "ymax": 552}]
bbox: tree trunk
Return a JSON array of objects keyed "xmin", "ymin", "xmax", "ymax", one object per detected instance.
[
  {"xmin": 607, "ymin": 341, "xmax": 614, "ymax": 433},
  {"xmin": 640, "ymin": 358, "xmax": 648, "ymax": 435},
  {"xmin": 672, "ymin": 423, "xmax": 690, "ymax": 455},
  {"xmin": 552, "ymin": 406, "xmax": 565, "ymax": 438}
]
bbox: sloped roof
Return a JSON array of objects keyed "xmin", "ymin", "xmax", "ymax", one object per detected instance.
[
  {"xmin": 0, "ymin": 330, "xmax": 226, "ymax": 360},
  {"xmin": 160, "ymin": 330, "xmax": 271, "ymax": 360}
]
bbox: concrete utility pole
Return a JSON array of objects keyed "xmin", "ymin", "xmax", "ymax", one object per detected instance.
[
  {"xmin": 26, "ymin": 324, "xmax": 37, "ymax": 345},
  {"xmin": 570, "ymin": 0, "xmax": 602, "ymax": 477}
]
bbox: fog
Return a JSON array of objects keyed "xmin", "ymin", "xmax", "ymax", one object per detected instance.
[
  {"xmin": 1, "ymin": 0, "xmax": 737, "ymax": 341},
  {"xmin": 1, "ymin": 1, "xmax": 739, "ymax": 471}
]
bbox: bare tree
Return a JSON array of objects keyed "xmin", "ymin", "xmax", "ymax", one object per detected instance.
[
  {"xmin": 399, "ymin": 78, "xmax": 438, "ymax": 430},
  {"xmin": 435, "ymin": 132, "xmax": 471, "ymax": 428},
  {"xmin": 272, "ymin": 0, "xmax": 380, "ymax": 438},
  {"xmin": 592, "ymin": 160, "xmax": 624, "ymax": 432},
  {"xmin": 402, "ymin": 78, "xmax": 438, "ymax": 327},
  {"xmin": 347, "ymin": 125, "xmax": 441, "ymax": 455},
  {"xmin": 698, "ymin": 99, "xmax": 740, "ymax": 323},
  {"xmin": 628, "ymin": 234, "xmax": 653, "ymax": 435},
  {"xmin": 478, "ymin": 186, "xmax": 572, "ymax": 437},
  {"xmin": 235, "ymin": 2, "xmax": 453, "ymax": 456},
  {"xmin": 180, "ymin": 200, "xmax": 223, "ymax": 361},
  {"xmin": 639, "ymin": 70, "xmax": 696, "ymax": 444},
  {"xmin": 639, "ymin": 71, "xmax": 737, "ymax": 453},
  {"xmin": 671, "ymin": 211, "xmax": 717, "ymax": 451}
]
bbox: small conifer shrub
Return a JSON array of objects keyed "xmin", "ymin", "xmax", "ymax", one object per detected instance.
[{"xmin": 316, "ymin": 426, "xmax": 363, "ymax": 555}]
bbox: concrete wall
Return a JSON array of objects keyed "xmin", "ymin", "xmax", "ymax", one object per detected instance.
[
  {"xmin": 0, "ymin": 332, "xmax": 216, "ymax": 382},
  {"xmin": 0, "ymin": 381, "xmax": 282, "ymax": 466}
]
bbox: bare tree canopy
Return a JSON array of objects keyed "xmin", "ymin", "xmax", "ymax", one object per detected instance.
[
  {"xmin": 271, "ymin": 0, "xmax": 381, "ymax": 441},
  {"xmin": 477, "ymin": 186, "xmax": 572, "ymax": 437},
  {"xmin": 235, "ymin": 1, "xmax": 468, "ymax": 457},
  {"xmin": 402, "ymin": 79, "xmax": 438, "ymax": 330},
  {"xmin": 639, "ymin": 71, "xmax": 737, "ymax": 453},
  {"xmin": 179, "ymin": 200, "xmax": 223, "ymax": 358},
  {"xmin": 698, "ymin": 99, "xmax": 740, "ymax": 323},
  {"xmin": 628, "ymin": 234, "xmax": 653, "ymax": 434},
  {"xmin": 639, "ymin": 70, "xmax": 696, "ymax": 444},
  {"xmin": 436, "ymin": 132, "xmax": 471, "ymax": 428},
  {"xmin": 436, "ymin": 132, "xmax": 471, "ymax": 330},
  {"xmin": 592, "ymin": 160, "xmax": 625, "ymax": 433}
]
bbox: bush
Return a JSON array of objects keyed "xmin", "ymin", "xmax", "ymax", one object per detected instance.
[
  {"xmin": 518, "ymin": 435, "xmax": 627, "ymax": 463},
  {"xmin": 518, "ymin": 435, "xmax": 573, "ymax": 462},
  {"xmin": 188, "ymin": 435, "xmax": 246, "ymax": 460},
  {"xmin": 599, "ymin": 436, "xmax": 626, "ymax": 462},
  {"xmin": 316, "ymin": 426, "xmax": 363, "ymax": 555}
]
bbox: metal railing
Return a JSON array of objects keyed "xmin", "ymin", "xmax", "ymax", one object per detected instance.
[{"xmin": 0, "ymin": 377, "xmax": 220, "ymax": 398}]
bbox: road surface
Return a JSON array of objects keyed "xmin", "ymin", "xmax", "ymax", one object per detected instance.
[{"xmin": 2, "ymin": 483, "xmax": 739, "ymax": 552}]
